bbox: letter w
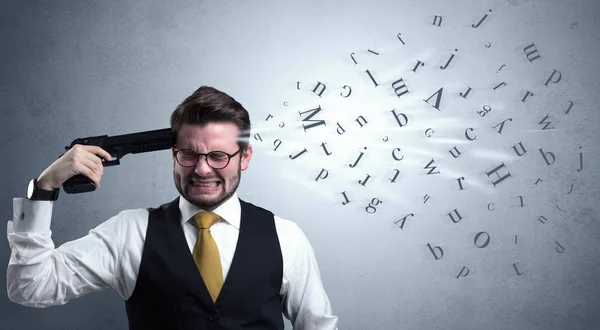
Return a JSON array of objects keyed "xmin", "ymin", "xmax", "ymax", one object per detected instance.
[{"xmin": 424, "ymin": 159, "xmax": 441, "ymax": 174}]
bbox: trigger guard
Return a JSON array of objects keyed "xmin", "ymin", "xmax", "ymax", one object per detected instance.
[
  {"xmin": 102, "ymin": 159, "xmax": 120, "ymax": 166},
  {"xmin": 101, "ymin": 150, "xmax": 121, "ymax": 166}
]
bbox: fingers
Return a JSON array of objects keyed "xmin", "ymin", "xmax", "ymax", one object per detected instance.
[
  {"xmin": 71, "ymin": 144, "xmax": 112, "ymax": 162},
  {"xmin": 93, "ymin": 146, "xmax": 113, "ymax": 162},
  {"xmin": 77, "ymin": 153, "xmax": 103, "ymax": 188},
  {"xmin": 70, "ymin": 145, "xmax": 112, "ymax": 188}
]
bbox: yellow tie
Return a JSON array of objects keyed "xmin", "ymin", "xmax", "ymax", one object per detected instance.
[{"xmin": 193, "ymin": 211, "xmax": 223, "ymax": 302}]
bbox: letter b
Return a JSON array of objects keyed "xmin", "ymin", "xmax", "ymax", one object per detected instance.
[
  {"xmin": 426, "ymin": 243, "xmax": 444, "ymax": 260},
  {"xmin": 539, "ymin": 147, "xmax": 556, "ymax": 166}
]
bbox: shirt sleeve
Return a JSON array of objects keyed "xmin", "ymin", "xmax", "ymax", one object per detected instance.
[
  {"xmin": 6, "ymin": 197, "xmax": 126, "ymax": 308},
  {"xmin": 278, "ymin": 219, "xmax": 339, "ymax": 330}
]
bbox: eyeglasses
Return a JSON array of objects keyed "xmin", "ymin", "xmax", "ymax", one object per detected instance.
[{"xmin": 173, "ymin": 147, "xmax": 242, "ymax": 169}]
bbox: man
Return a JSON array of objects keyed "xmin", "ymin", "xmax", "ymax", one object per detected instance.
[{"xmin": 7, "ymin": 86, "xmax": 339, "ymax": 329}]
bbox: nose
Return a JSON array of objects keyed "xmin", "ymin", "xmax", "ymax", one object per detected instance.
[{"xmin": 194, "ymin": 155, "xmax": 214, "ymax": 175}]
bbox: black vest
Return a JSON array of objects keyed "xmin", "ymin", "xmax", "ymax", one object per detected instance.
[{"xmin": 125, "ymin": 196, "xmax": 285, "ymax": 330}]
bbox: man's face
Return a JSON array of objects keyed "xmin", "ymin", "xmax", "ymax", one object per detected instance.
[{"xmin": 172, "ymin": 122, "xmax": 252, "ymax": 210}]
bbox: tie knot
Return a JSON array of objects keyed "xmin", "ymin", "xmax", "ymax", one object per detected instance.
[{"xmin": 194, "ymin": 211, "xmax": 220, "ymax": 229}]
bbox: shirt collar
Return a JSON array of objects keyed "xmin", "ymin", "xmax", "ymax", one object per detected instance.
[{"xmin": 179, "ymin": 191, "xmax": 241, "ymax": 230}]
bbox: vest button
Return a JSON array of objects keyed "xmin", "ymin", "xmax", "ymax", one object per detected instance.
[{"xmin": 209, "ymin": 312, "xmax": 218, "ymax": 322}]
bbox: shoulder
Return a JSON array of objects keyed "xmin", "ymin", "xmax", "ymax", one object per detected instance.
[
  {"xmin": 271, "ymin": 214, "xmax": 322, "ymax": 280},
  {"xmin": 273, "ymin": 215, "xmax": 306, "ymax": 241},
  {"xmin": 104, "ymin": 198, "xmax": 173, "ymax": 222},
  {"xmin": 104, "ymin": 196, "xmax": 180, "ymax": 229},
  {"xmin": 273, "ymin": 214, "xmax": 316, "ymax": 268},
  {"xmin": 95, "ymin": 198, "xmax": 177, "ymax": 232},
  {"xmin": 90, "ymin": 207, "xmax": 150, "ymax": 237},
  {"xmin": 116, "ymin": 208, "xmax": 150, "ymax": 221},
  {"xmin": 238, "ymin": 198, "xmax": 312, "ymax": 248}
]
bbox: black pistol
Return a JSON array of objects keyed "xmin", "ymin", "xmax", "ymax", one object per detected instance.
[{"xmin": 61, "ymin": 128, "xmax": 174, "ymax": 194}]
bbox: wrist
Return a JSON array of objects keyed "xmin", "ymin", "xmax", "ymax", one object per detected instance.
[
  {"xmin": 27, "ymin": 178, "xmax": 60, "ymax": 201},
  {"xmin": 36, "ymin": 177, "xmax": 55, "ymax": 191}
]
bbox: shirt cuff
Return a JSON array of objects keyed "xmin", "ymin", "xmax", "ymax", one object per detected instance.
[{"xmin": 11, "ymin": 197, "xmax": 54, "ymax": 233}]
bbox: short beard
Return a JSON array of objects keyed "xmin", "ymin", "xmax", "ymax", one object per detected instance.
[{"xmin": 173, "ymin": 160, "xmax": 242, "ymax": 211}]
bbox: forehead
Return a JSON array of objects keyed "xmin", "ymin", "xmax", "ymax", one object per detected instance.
[{"xmin": 177, "ymin": 122, "xmax": 239, "ymax": 150}]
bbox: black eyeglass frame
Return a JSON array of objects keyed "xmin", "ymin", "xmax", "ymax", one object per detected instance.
[{"xmin": 173, "ymin": 146, "xmax": 242, "ymax": 169}]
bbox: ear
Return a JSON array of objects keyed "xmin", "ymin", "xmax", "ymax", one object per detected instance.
[{"xmin": 240, "ymin": 144, "xmax": 252, "ymax": 171}]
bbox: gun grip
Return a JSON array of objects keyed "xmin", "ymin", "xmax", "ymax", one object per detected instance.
[{"xmin": 63, "ymin": 174, "xmax": 97, "ymax": 194}]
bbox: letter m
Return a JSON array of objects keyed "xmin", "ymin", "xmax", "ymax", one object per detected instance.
[{"xmin": 299, "ymin": 105, "xmax": 326, "ymax": 132}]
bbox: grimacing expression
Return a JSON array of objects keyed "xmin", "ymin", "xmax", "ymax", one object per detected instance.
[{"xmin": 172, "ymin": 122, "xmax": 252, "ymax": 211}]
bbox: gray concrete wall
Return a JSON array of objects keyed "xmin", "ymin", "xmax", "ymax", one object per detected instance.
[{"xmin": 2, "ymin": 0, "xmax": 599, "ymax": 329}]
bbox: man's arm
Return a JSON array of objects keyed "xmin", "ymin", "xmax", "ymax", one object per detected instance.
[
  {"xmin": 277, "ymin": 218, "xmax": 339, "ymax": 330},
  {"xmin": 6, "ymin": 198, "xmax": 126, "ymax": 307}
]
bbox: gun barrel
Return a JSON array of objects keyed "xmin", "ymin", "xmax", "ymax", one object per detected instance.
[
  {"xmin": 66, "ymin": 128, "xmax": 174, "ymax": 152},
  {"xmin": 107, "ymin": 128, "xmax": 173, "ymax": 147}
]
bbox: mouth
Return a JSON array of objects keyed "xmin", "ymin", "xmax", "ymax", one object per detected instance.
[{"xmin": 189, "ymin": 179, "xmax": 221, "ymax": 190}]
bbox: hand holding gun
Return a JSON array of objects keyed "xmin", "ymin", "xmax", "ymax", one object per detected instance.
[{"xmin": 47, "ymin": 128, "xmax": 174, "ymax": 194}]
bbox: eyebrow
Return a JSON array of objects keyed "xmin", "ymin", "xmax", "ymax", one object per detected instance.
[{"xmin": 179, "ymin": 148, "xmax": 236, "ymax": 154}]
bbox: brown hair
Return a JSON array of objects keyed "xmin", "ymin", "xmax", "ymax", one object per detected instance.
[{"xmin": 170, "ymin": 86, "xmax": 251, "ymax": 150}]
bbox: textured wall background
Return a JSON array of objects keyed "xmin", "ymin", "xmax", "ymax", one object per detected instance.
[{"xmin": 2, "ymin": 0, "xmax": 599, "ymax": 329}]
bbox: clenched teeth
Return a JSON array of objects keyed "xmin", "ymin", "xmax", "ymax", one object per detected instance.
[{"xmin": 191, "ymin": 181, "xmax": 218, "ymax": 187}]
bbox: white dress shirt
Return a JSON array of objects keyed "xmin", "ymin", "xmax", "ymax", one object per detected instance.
[{"xmin": 6, "ymin": 191, "xmax": 338, "ymax": 330}]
